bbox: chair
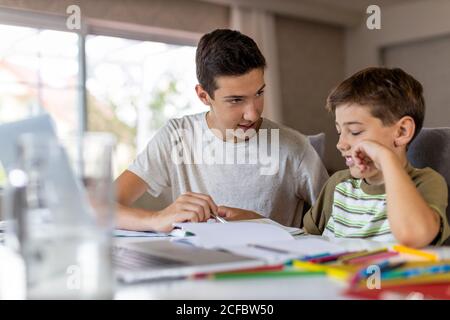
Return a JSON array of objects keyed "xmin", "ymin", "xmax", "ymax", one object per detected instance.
[
  {"xmin": 307, "ymin": 132, "xmax": 326, "ymax": 162},
  {"xmin": 407, "ymin": 127, "xmax": 450, "ymax": 245},
  {"xmin": 303, "ymin": 133, "xmax": 326, "ymax": 216}
]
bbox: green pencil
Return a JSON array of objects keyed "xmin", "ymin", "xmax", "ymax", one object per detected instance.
[{"xmin": 211, "ymin": 269, "xmax": 325, "ymax": 280}]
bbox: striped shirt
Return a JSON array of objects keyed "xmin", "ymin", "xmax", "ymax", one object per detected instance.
[
  {"xmin": 322, "ymin": 178, "xmax": 394, "ymax": 241},
  {"xmin": 302, "ymin": 163, "xmax": 450, "ymax": 245}
]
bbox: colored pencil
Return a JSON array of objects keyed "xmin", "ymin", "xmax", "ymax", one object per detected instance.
[{"xmin": 392, "ymin": 245, "xmax": 439, "ymax": 261}]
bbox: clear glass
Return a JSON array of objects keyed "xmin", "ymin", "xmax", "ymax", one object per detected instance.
[
  {"xmin": 9, "ymin": 133, "xmax": 115, "ymax": 299},
  {"xmin": 62, "ymin": 132, "xmax": 116, "ymax": 233}
]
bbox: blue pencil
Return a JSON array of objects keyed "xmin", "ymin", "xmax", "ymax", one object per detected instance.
[
  {"xmin": 382, "ymin": 264, "xmax": 450, "ymax": 280},
  {"xmin": 350, "ymin": 260, "xmax": 406, "ymax": 287},
  {"xmin": 300, "ymin": 252, "xmax": 331, "ymax": 261}
]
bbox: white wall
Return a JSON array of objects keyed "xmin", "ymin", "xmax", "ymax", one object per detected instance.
[
  {"xmin": 346, "ymin": 0, "xmax": 450, "ymax": 75},
  {"xmin": 383, "ymin": 35, "xmax": 450, "ymax": 128},
  {"xmin": 345, "ymin": 0, "xmax": 450, "ymax": 130}
]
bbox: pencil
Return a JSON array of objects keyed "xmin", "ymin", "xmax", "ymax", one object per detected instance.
[
  {"xmin": 308, "ymin": 251, "xmax": 357, "ymax": 264},
  {"xmin": 392, "ymin": 245, "xmax": 439, "ymax": 261},
  {"xmin": 211, "ymin": 269, "xmax": 325, "ymax": 280},
  {"xmin": 292, "ymin": 260, "xmax": 358, "ymax": 280},
  {"xmin": 210, "ymin": 212, "xmax": 228, "ymax": 223},
  {"xmin": 346, "ymin": 251, "xmax": 399, "ymax": 265},
  {"xmin": 339, "ymin": 248, "xmax": 388, "ymax": 264},
  {"xmin": 336, "ymin": 250, "xmax": 369, "ymax": 263}
]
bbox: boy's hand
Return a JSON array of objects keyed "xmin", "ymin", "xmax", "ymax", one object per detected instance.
[
  {"xmin": 217, "ymin": 206, "xmax": 262, "ymax": 221},
  {"xmin": 154, "ymin": 192, "xmax": 218, "ymax": 232},
  {"xmin": 352, "ymin": 140, "xmax": 394, "ymax": 173}
]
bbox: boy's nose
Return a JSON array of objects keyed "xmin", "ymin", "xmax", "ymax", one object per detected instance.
[
  {"xmin": 243, "ymin": 102, "xmax": 261, "ymax": 122},
  {"xmin": 336, "ymin": 137, "xmax": 351, "ymax": 152}
]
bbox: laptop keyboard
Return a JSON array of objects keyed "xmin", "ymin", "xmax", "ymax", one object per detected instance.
[{"xmin": 113, "ymin": 246, "xmax": 188, "ymax": 270}]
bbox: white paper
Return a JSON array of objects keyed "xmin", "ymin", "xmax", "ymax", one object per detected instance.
[
  {"xmin": 255, "ymin": 237, "xmax": 343, "ymax": 256},
  {"xmin": 173, "ymin": 222, "xmax": 294, "ymax": 249},
  {"xmin": 224, "ymin": 237, "xmax": 345, "ymax": 263},
  {"xmin": 235, "ymin": 218, "xmax": 305, "ymax": 236}
]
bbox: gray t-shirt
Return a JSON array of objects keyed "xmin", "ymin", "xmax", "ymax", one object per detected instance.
[{"xmin": 128, "ymin": 112, "xmax": 328, "ymax": 227}]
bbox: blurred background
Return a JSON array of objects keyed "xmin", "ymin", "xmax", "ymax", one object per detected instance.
[{"xmin": 0, "ymin": 0, "xmax": 449, "ymax": 187}]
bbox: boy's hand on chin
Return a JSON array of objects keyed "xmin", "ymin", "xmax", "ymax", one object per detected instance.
[{"xmin": 352, "ymin": 140, "xmax": 394, "ymax": 173}]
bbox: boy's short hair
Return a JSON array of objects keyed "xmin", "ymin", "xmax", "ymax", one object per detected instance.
[
  {"xmin": 326, "ymin": 67, "xmax": 425, "ymax": 141},
  {"xmin": 196, "ymin": 29, "xmax": 266, "ymax": 98}
]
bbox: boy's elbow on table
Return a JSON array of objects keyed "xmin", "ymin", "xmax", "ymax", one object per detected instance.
[{"xmin": 394, "ymin": 220, "xmax": 439, "ymax": 249}]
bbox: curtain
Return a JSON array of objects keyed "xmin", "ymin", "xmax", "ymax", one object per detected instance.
[{"xmin": 230, "ymin": 5, "xmax": 283, "ymax": 123}]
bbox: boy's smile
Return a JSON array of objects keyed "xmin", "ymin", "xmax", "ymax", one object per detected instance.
[{"xmin": 335, "ymin": 103, "xmax": 402, "ymax": 185}]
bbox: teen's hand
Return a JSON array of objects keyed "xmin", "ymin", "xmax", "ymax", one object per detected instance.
[
  {"xmin": 217, "ymin": 206, "xmax": 262, "ymax": 221},
  {"xmin": 154, "ymin": 192, "xmax": 218, "ymax": 232},
  {"xmin": 352, "ymin": 140, "xmax": 393, "ymax": 173}
]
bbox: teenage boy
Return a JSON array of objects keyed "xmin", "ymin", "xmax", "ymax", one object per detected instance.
[{"xmin": 115, "ymin": 29, "xmax": 328, "ymax": 232}]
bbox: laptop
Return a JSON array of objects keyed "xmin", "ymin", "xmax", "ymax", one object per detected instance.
[
  {"xmin": 113, "ymin": 240, "xmax": 266, "ymax": 283},
  {"xmin": 0, "ymin": 115, "xmax": 92, "ymax": 224}
]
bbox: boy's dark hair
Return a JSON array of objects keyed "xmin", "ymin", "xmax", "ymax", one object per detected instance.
[
  {"xmin": 326, "ymin": 67, "xmax": 425, "ymax": 142},
  {"xmin": 196, "ymin": 29, "xmax": 266, "ymax": 98}
]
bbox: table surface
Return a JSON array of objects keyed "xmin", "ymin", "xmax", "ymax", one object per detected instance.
[
  {"xmin": 2, "ymin": 229, "xmax": 449, "ymax": 300},
  {"xmin": 113, "ymin": 235, "xmax": 450, "ymax": 300}
]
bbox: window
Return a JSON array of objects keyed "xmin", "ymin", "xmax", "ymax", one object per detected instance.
[
  {"xmin": 86, "ymin": 35, "xmax": 205, "ymax": 175},
  {"xmin": 0, "ymin": 24, "xmax": 79, "ymax": 136},
  {"xmin": 0, "ymin": 13, "xmax": 205, "ymax": 181},
  {"xmin": 0, "ymin": 23, "xmax": 79, "ymax": 186}
]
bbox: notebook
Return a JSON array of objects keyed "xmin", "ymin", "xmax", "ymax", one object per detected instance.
[
  {"xmin": 172, "ymin": 222, "xmax": 343, "ymax": 263},
  {"xmin": 235, "ymin": 218, "xmax": 305, "ymax": 236},
  {"xmin": 172, "ymin": 222, "xmax": 294, "ymax": 248},
  {"xmin": 113, "ymin": 222, "xmax": 292, "ymax": 282}
]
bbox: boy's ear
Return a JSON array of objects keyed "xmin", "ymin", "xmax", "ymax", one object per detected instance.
[
  {"xmin": 195, "ymin": 84, "xmax": 212, "ymax": 106},
  {"xmin": 394, "ymin": 116, "xmax": 415, "ymax": 148}
]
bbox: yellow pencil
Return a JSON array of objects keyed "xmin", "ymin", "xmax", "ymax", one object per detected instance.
[
  {"xmin": 339, "ymin": 248, "xmax": 388, "ymax": 264},
  {"xmin": 327, "ymin": 268, "xmax": 353, "ymax": 281},
  {"xmin": 293, "ymin": 260, "xmax": 357, "ymax": 281},
  {"xmin": 292, "ymin": 260, "xmax": 328, "ymax": 272},
  {"xmin": 392, "ymin": 245, "xmax": 439, "ymax": 261}
]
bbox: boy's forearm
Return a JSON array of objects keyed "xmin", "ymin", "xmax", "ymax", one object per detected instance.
[
  {"xmin": 116, "ymin": 203, "xmax": 160, "ymax": 231},
  {"xmin": 380, "ymin": 152, "xmax": 440, "ymax": 247}
]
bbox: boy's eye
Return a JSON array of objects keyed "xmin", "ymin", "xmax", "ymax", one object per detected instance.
[
  {"xmin": 256, "ymin": 90, "xmax": 264, "ymax": 97},
  {"xmin": 228, "ymin": 99, "xmax": 243, "ymax": 104},
  {"xmin": 351, "ymin": 131, "xmax": 363, "ymax": 136}
]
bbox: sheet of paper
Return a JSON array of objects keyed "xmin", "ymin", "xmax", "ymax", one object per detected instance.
[
  {"xmin": 235, "ymin": 218, "xmax": 305, "ymax": 236},
  {"xmin": 257, "ymin": 237, "xmax": 344, "ymax": 256},
  {"xmin": 223, "ymin": 237, "xmax": 345, "ymax": 263},
  {"xmin": 173, "ymin": 222, "xmax": 293, "ymax": 249}
]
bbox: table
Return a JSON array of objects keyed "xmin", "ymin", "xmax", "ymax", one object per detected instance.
[{"xmin": 113, "ymin": 235, "xmax": 394, "ymax": 300}]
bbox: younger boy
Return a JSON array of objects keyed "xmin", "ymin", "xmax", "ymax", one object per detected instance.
[{"xmin": 303, "ymin": 67, "xmax": 449, "ymax": 247}]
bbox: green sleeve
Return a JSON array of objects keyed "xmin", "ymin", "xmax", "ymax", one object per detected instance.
[
  {"xmin": 302, "ymin": 170, "xmax": 350, "ymax": 235},
  {"xmin": 414, "ymin": 168, "xmax": 449, "ymax": 246}
]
